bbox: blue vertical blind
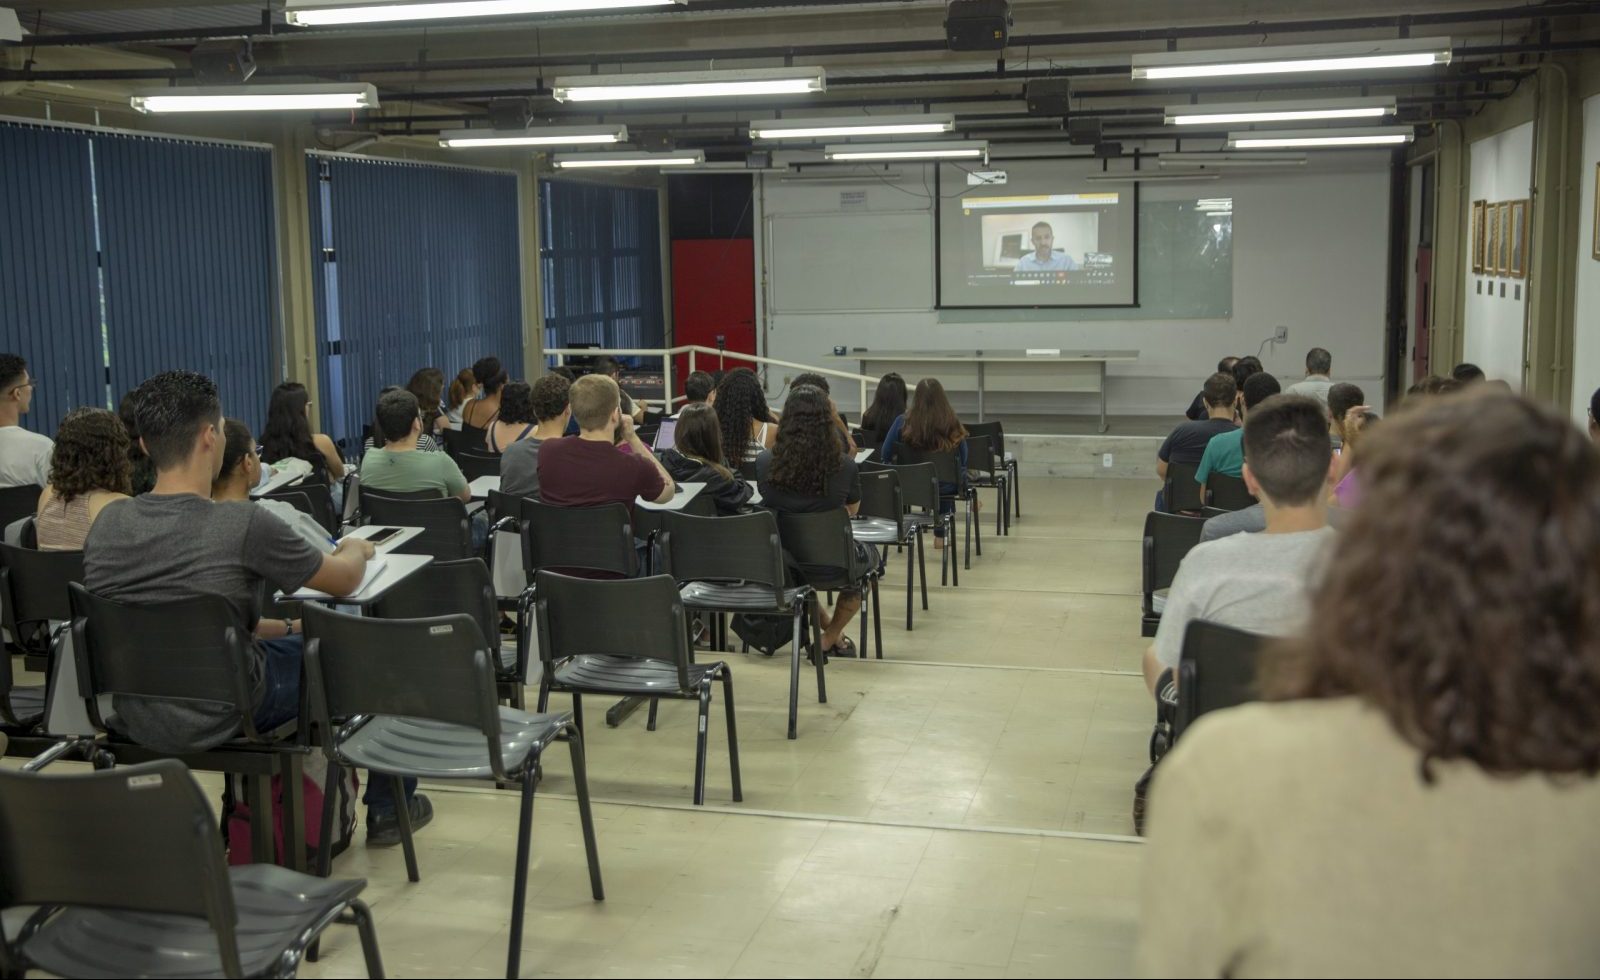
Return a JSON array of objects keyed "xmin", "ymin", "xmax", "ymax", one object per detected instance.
[
  {"xmin": 539, "ymin": 178, "xmax": 664, "ymax": 354},
  {"xmin": 307, "ymin": 154, "xmax": 524, "ymax": 448},
  {"xmin": 0, "ymin": 120, "xmax": 278, "ymax": 437},
  {"xmin": 0, "ymin": 123, "xmax": 107, "ymax": 436}
]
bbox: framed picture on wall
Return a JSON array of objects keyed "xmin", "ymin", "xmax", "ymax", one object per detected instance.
[
  {"xmin": 1509, "ymin": 199, "xmax": 1530, "ymax": 279},
  {"xmin": 1487, "ymin": 202, "xmax": 1503, "ymax": 277},
  {"xmin": 1471, "ymin": 200, "xmax": 1487, "ymax": 274}
]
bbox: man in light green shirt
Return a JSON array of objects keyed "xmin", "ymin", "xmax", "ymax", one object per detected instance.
[{"xmin": 360, "ymin": 389, "xmax": 471, "ymax": 501}]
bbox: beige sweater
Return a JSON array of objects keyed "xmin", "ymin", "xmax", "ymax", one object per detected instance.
[{"xmin": 1138, "ymin": 697, "xmax": 1600, "ymax": 978}]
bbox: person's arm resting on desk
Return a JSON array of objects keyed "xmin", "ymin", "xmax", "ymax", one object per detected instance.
[
  {"xmin": 245, "ymin": 507, "xmax": 374, "ymax": 599},
  {"xmin": 621, "ymin": 415, "xmax": 676, "ymax": 503},
  {"xmin": 306, "ymin": 537, "xmax": 376, "ymax": 596},
  {"xmin": 441, "ymin": 455, "xmax": 472, "ymax": 503}
]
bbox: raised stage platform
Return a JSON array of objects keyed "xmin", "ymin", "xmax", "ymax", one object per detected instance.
[{"xmin": 992, "ymin": 414, "xmax": 1172, "ymax": 481}]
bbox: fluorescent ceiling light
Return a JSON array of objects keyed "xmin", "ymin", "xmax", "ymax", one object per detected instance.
[
  {"xmin": 1132, "ymin": 37, "xmax": 1450, "ymax": 80},
  {"xmin": 130, "ymin": 83, "xmax": 378, "ymax": 113},
  {"xmin": 823, "ymin": 140, "xmax": 987, "ymax": 162},
  {"xmin": 439, "ymin": 124, "xmax": 627, "ymax": 147},
  {"xmin": 1084, "ymin": 172, "xmax": 1221, "ymax": 183},
  {"xmin": 552, "ymin": 149, "xmax": 705, "ymax": 168},
  {"xmin": 287, "ymin": 0, "xmax": 682, "ymax": 26},
  {"xmin": 751, "ymin": 113, "xmax": 954, "ymax": 140},
  {"xmin": 554, "ymin": 67, "xmax": 825, "ymax": 103},
  {"xmin": 1165, "ymin": 97, "xmax": 1395, "ymax": 126},
  {"xmin": 1160, "ymin": 152, "xmax": 1308, "ymax": 168},
  {"xmin": 1228, "ymin": 126, "xmax": 1415, "ymax": 149}
]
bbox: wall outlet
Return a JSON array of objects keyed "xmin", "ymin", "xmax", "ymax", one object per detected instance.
[
  {"xmin": 1102, "ymin": 453, "xmax": 1114, "ymax": 468},
  {"xmin": 1274, "ymin": 325, "xmax": 1289, "ymax": 343}
]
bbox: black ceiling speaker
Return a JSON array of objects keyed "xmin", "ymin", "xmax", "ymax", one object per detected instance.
[
  {"xmin": 1025, "ymin": 79, "xmax": 1071, "ymax": 116},
  {"xmin": 190, "ymin": 39, "xmax": 255, "ymax": 84},
  {"xmin": 1067, "ymin": 117, "xmax": 1103, "ymax": 145},
  {"xmin": 487, "ymin": 97, "xmax": 534, "ymax": 130},
  {"xmin": 1093, "ymin": 140, "xmax": 1123, "ymax": 159},
  {"xmin": 633, "ymin": 129, "xmax": 675, "ymax": 152},
  {"xmin": 945, "ymin": 0, "xmax": 1011, "ymax": 51}
]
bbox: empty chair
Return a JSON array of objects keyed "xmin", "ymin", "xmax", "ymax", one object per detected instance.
[
  {"xmin": 776, "ymin": 509, "xmax": 883, "ymax": 660},
  {"xmin": 521, "ymin": 500, "xmax": 636, "ymax": 580},
  {"xmin": 1141, "ymin": 512, "xmax": 1207, "ymax": 637},
  {"xmin": 0, "ymin": 758, "xmax": 384, "ymax": 979},
  {"xmin": 659, "ymin": 510, "xmax": 822, "ymax": 740},
  {"xmin": 0, "ymin": 542, "xmax": 82, "ymax": 732},
  {"xmin": 455, "ymin": 448, "xmax": 501, "ymax": 481},
  {"xmin": 870, "ymin": 459, "xmax": 957, "ymax": 587},
  {"xmin": 966, "ymin": 420, "xmax": 1019, "ymax": 520},
  {"xmin": 966, "ymin": 433, "xmax": 1011, "ymax": 537},
  {"xmin": 888, "ymin": 444, "xmax": 981, "ymax": 570},
  {"xmin": 302, "ymin": 603, "xmax": 601, "ymax": 980},
  {"xmin": 535, "ymin": 571, "xmax": 741, "ymax": 805},
  {"xmin": 1163, "ymin": 460, "xmax": 1206, "ymax": 514},
  {"xmin": 361, "ymin": 490, "xmax": 472, "ymax": 561},
  {"xmin": 854, "ymin": 468, "xmax": 925, "ymax": 631},
  {"xmin": 1172, "ymin": 619, "xmax": 1267, "ymax": 739},
  {"xmin": 1206, "ymin": 472, "xmax": 1256, "ymax": 511},
  {"xmin": 262, "ymin": 480, "xmax": 340, "ymax": 536},
  {"xmin": 632, "ymin": 490, "xmax": 716, "ymax": 547}
]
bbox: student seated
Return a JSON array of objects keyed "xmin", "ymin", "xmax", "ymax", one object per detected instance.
[
  {"xmin": 461, "ymin": 356, "xmax": 508, "ymax": 431},
  {"xmin": 35, "ymin": 407, "xmax": 131, "ymax": 551},
  {"xmin": 1330, "ymin": 410, "xmax": 1379, "ymax": 510},
  {"xmin": 594, "ymin": 355, "xmax": 647, "ymax": 423},
  {"xmin": 360, "ymin": 389, "xmax": 473, "ymax": 502},
  {"xmin": 406, "ymin": 367, "xmax": 450, "ymax": 439},
  {"xmin": 212, "ymin": 419, "xmax": 333, "ymax": 554},
  {"xmin": 1283, "ymin": 346, "xmax": 1334, "ymax": 406},
  {"xmin": 1589, "ymin": 385, "xmax": 1600, "ymax": 447},
  {"xmin": 0, "ymin": 353, "xmax": 52, "ymax": 490},
  {"xmin": 1451, "ymin": 361, "xmax": 1486, "ymax": 384},
  {"xmin": 81, "ymin": 372, "xmax": 427, "ymax": 843},
  {"xmin": 1195, "ymin": 372, "xmax": 1280, "ymax": 487},
  {"xmin": 1142, "ymin": 394, "xmax": 1336, "ymax": 699},
  {"xmin": 1139, "ymin": 390, "xmax": 1600, "ymax": 977},
  {"xmin": 1327, "ymin": 381, "xmax": 1366, "ymax": 450},
  {"xmin": 444, "ymin": 367, "xmax": 480, "ymax": 429},
  {"xmin": 656, "ymin": 403, "xmax": 754, "ymax": 515},
  {"xmin": 1155, "ymin": 372, "xmax": 1237, "ymax": 512},
  {"xmin": 1184, "ymin": 356, "xmax": 1238, "ymax": 421},
  {"xmin": 791, "ymin": 371, "xmax": 858, "ymax": 453},
  {"xmin": 757, "ymin": 386, "xmax": 872, "ymax": 657},
  {"xmin": 260, "ymin": 381, "xmax": 345, "ymax": 485},
  {"xmin": 881, "ymin": 377, "xmax": 973, "ymax": 544},
  {"xmin": 860, "ymin": 372, "xmax": 908, "ymax": 436},
  {"xmin": 118, "ymin": 389, "xmax": 156, "ymax": 495},
  {"xmin": 538, "ymin": 374, "xmax": 675, "ymax": 520},
  {"xmin": 676, "ymin": 371, "xmax": 715, "ymax": 416},
  {"xmin": 361, "ymin": 385, "xmax": 441, "ymax": 453},
  {"xmin": 711, "ymin": 369, "xmax": 778, "ymax": 469},
  {"xmin": 487, "ymin": 381, "xmax": 538, "ymax": 453},
  {"xmin": 500, "ymin": 373, "xmax": 572, "ymax": 501}
]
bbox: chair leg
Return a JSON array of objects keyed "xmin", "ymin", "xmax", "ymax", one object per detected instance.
[
  {"xmin": 917, "ymin": 531, "xmax": 929, "ymax": 610},
  {"xmin": 965, "ymin": 493, "xmax": 975, "ymax": 568},
  {"xmin": 646, "ymin": 698, "xmax": 659, "ymax": 731},
  {"xmin": 571, "ymin": 692, "xmax": 584, "ymax": 734},
  {"xmin": 565, "ymin": 731, "xmax": 604, "ymax": 901},
  {"xmin": 282, "ymin": 752, "xmax": 307, "ymax": 873},
  {"xmin": 391, "ymin": 774, "xmax": 420, "ymax": 883},
  {"xmin": 348, "ymin": 899, "xmax": 386, "ymax": 979},
  {"xmin": 536, "ymin": 675, "xmax": 552, "ymax": 713},
  {"xmin": 970, "ymin": 490, "xmax": 981, "ymax": 561},
  {"xmin": 807, "ymin": 603, "xmax": 826, "ymax": 705},
  {"xmin": 858, "ymin": 576, "xmax": 868, "ymax": 658},
  {"xmin": 693, "ymin": 680, "xmax": 711, "ymax": 806},
  {"xmin": 905, "ymin": 535, "xmax": 915, "ymax": 631},
  {"xmin": 721, "ymin": 668, "xmax": 743, "ymax": 803},
  {"xmin": 317, "ymin": 762, "xmax": 339, "ymax": 878},
  {"xmin": 1010, "ymin": 460, "xmax": 1021, "ymax": 518},
  {"xmin": 506, "ymin": 774, "xmax": 537, "ymax": 980},
  {"xmin": 245, "ymin": 775, "xmax": 274, "ymax": 865},
  {"xmin": 948, "ymin": 515, "xmax": 960, "ymax": 587},
  {"xmin": 787, "ymin": 606, "xmax": 802, "ymax": 740},
  {"xmin": 871, "ymin": 574, "xmax": 883, "ymax": 659}
]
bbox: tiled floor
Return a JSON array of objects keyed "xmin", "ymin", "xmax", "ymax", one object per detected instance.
[{"xmin": 27, "ymin": 476, "xmax": 1157, "ymax": 979}]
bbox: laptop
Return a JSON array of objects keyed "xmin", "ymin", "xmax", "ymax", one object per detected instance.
[{"xmin": 653, "ymin": 417, "xmax": 678, "ymax": 451}]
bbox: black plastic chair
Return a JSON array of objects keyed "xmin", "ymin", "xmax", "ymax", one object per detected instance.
[
  {"xmin": 0, "ymin": 542, "xmax": 81, "ymax": 731},
  {"xmin": 868, "ymin": 459, "xmax": 957, "ymax": 587},
  {"xmin": 302, "ymin": 603, "xmax": 601, "ymax": 980},
  {"xmin": 1206, "ymin": 472, "xmax": 1256, "ymax": 511},
  {"xmin": 776, "ymin": 509, "xmax": 882, "ymax": 660},
  {"xmin": 967, "ymin": 421, "xmax": 1019, "ymax": 520},
  {"xmin": 0, "ymin": 484, "xmax": 41, "ymax": 535},
  {"xmin": 453, "ymin": 423, "xmax": 489, "ymax": 455},
  {"xmin": 535, "ymin": 571, "xmax": 741, "ymax": 806},
  {"xmin": 889, "ymin": 444, "xmax": 980, "ymax": 570},
  {"xmin": 1163, "ymin": 460, "xmax": 1206, "ymax": 514},
  {"xmin": 456, "ymin": 448, "xmax": 502, "ymax": 481},
  {"xmin": 966, "ymin": 434, "xmax": 1010, "ymax": 537},
  {"xmin": 1172, "ymin": 620, "xmax": 1267, "ymax": 739},
  {"xmin": 262, "ymin": 481, "xmax": 340, "ymax": 537},
  {"xmin": 854, "ymin": 468, "xmax": 925, "ymax": 631},
  {"xmin": 737, "ymin": 458, "xmax": 759, "ymax": 482},
  {"xmin": 0, "ymin": 758, "xmax": 384, "ymax": 979},
  {"xmin": 659, "ymin": 511, "xmax": 822, "ymax": 740},
  {"xmin": 1141, "ymin": 512, "xmax": 1207, "ymax": 637},
  {"xmin": 521, "ymin": 500, "xmax": 637, "ymax": 580},
  {"xmin": 67, "ymin": 583, "xmax": 310, "ymax": 870},
  {"xmin": 361, "ymin": 490, "xmax": 472, "ymax": 561}
]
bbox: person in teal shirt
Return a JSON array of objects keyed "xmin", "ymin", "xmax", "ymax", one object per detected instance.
[{"xmin": 1196, "ymin": 372, "xmax": 1281, "ymax": 484}]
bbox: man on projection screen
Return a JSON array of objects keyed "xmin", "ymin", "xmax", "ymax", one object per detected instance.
[{"xmin": 1014, "ymin": 221, "xmax": 1079, "ymax": 273}]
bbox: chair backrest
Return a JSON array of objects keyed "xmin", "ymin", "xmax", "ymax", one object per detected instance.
[
  {"xmin": 533, "ymin": 571, "xmax": 690, "ymax": 687},
  {"xmin": 1206, "ymin": 472, "xmax": 1256, "ymax": 512},
  {"xmin": 966, "ymin": 434, "xmax": 999, "ymax": 475},
  {"xmin": 369, "ymin": 557, "xmax": 497, "ymax": 644},
  {"xmin": 454, "ymin": 423, "xmax": 489, "ymax": 454},
  {"xmin": 522, "ymin": 500, "xmax": 636, "ymax": 578},
  {"xmin": 341, "ymin": 471, "xmax": 361, "ymax": 524},
  {"xmin": 485, "ymin": 488, "xmax": 527, "ymax": 529},
  {"xmin": 456, "ymin": 449, "xmax": 501, "ymax": 481},
  {"xmin": 302, "ymin": 604, "xmax": 506, "ymax": 775},
  {"xmin": 876, "ymin": 460, "xmax": 940, "ymax": 513},
  {"xmin": 658, "ymin": 511, "xmax": 786, "ymax": 602},
  {"xmin": 361, "ymin": 492, "xmax": 472, "ymax": 560},
  {"xmin": 775, "ymin": 510, "xmax": 859, "ymax": 579},
  {"xmin": 855, "ymin": 468, "xmax": 905, "ymax": 533},
  {"xmin": 0, "ymin": 760, "xmax": 246, "ymax": 976},
  {"xmin": 1142, "ymin": 511, "xmax": 1207, "ymax": 610},
  {"xmin": 737, "ymin": 459, "xmax": 759, "ymax": 481},
  {"xmin": 0, "ymin": 542, "xmax": 84, "ymax": 635},
  {"xmin": 1173, "ymin": 620, "xmax": 1267, "ymax": 738},
  {"xmin": 0, "ymin": 484, "xmax": 41, "ymax": 532},
  {"xmin": 266, "ymin": 482, "xmax": 339, "ymax": 536},
  {"xmin": 67, "ymin": 584, "xmax": 257, "ymax": 739},
  {"xmin": 966, "ymin": 420, "xmax": 1005, "ymax": 458},
  {"xmin": 1164, "ymin": 460, "xmax": 1205, "ymax": 513},
  {"xmin": 888, "ymin": 444, "xmax": 962, "ymax": 489}
]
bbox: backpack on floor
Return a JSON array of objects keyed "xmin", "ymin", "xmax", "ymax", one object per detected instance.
[
  {"xmin": 730, "ymin": 612, "xmax": 798, "ymax": 656},
  {"xmin": 223, "ymin": 757, "xmax": 359, "ymax": 867}
]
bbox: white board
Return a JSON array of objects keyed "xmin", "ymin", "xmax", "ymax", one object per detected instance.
[{"xmin": 767, "ymin": 210, "xmax": 935, "ymax": 313}]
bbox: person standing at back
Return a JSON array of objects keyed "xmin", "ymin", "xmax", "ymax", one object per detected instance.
[
  {"xmin": 0, "ymin": 353, "xmax": 52, "ymax": 490},
  {"xmin": 1284, "ymin": 347, "xmax": 1334, "ymax": 406}
]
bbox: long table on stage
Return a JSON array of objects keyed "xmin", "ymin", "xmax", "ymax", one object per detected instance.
[{"xmin": 832, "ymin": 349, "xmax": 1138, "ymax": 433}]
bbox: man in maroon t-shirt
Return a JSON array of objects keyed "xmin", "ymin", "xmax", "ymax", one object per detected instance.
[{"xmin": 538, "ymin": 374, "xmax": 674, "ymax": 518}]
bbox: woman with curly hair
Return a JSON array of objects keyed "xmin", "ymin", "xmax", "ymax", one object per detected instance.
[
  {"xmin": 756, "ymin": 385, "xmax": 871, "ymax": 656},
  {"xmin": 1139, "ymin": 389, "xmax": 1600, "ymax": 977},
  {"xmin": 487, "ymin": 380, "xmax": 537, "ymax": 453},
  {"xmin": 35, "ymin": 407, "xmax": 131, "ymax": 551},
  {"xmin": 710, "ymin": 368, "xmax": 776, "ymax": 468}
]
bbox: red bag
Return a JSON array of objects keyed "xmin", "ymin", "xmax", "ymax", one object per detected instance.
[{"xmin": 224, "ymin": 757, "xmax": 358, "ymax": 867}]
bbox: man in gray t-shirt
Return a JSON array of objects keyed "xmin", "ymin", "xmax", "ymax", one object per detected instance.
[{"xmin": 1143, "ymin": 394, "xmax": 1339, "ymax": 697}]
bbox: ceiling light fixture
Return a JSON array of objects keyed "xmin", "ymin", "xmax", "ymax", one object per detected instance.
[
  {"xmin": 823, "ymin": 140, "xmax": 987, "ymax": 162},
  {"xmin": 552, "ymin": 149, "xmax": 706, "ymax": 168},
  {"xmin": 553, "ymin": 67, "xmax": 825, "ymax": 103},
  {"xmin": 286, "ymin": 0, "xmax": 682, "ymax": 26},
  {"xmin": 1083, "ymin": 172, "xmax": 1222, "ymax": 183},
  {"xmin": 750, "ymin": 113, "xmax": 954, "ymax": 140},
  {"xmin": 130, "ymin": 83, "xmax": 378, "ymax": 113},
  {"xmin": 1227, "ymin": 126, "xmax": 1415, "ymax": 149},
  {"xmin": 1159, "ymin": 152, "xmax": 1308, "ymax": 168},
  {"xmin": 1164, "ymin": 96, "xmax": 1395, "ymax": 126},
  {"xmin": 439, "ymin": 124, "xmax": 628, "ymax": 147},
  {"xmin": 1132, "ymin": 37, "xmax": 1450, "ymax": 80}
]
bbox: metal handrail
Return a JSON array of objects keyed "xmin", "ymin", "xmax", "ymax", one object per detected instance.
[{"xmin": 543, "ymin": 344, "xmax": 876, "ymax": 411}]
